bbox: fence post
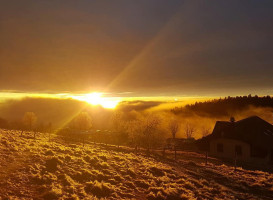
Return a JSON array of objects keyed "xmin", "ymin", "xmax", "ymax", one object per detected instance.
[
  {"xmin": 234, "ymin": 152, "xmax": 237, "ymax": 171},
  {"xmin": 205, "ymin": 151, "xmax": 208, "ymax": 166},
  {"xmin": 174, "ymin": 146, "xmax": 177, "ymax": 160}
]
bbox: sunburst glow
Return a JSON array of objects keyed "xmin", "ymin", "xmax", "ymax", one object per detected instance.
[
  {"xmin": 84, "ymin": 92, "xmax": 103, "ymax": 105},
  {"xmin": 71, "ymin": 92, "xmax": 120, "ymax": 109}
]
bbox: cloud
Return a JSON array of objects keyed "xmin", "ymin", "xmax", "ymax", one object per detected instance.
[{"xmin": 0, "ymin": 1, "xmax": 272, "ymax": 95}]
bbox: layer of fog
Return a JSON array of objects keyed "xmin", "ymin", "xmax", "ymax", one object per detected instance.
[{"xmin": 0, "ymin": 97, "xmax": 272, "ymax": 139}]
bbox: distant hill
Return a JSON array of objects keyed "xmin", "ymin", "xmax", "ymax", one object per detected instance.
[{"xmin": 171, "ymin": 95, "xmax": 273, "ymax": 117}]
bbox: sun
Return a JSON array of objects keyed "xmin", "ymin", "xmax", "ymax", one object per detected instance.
[
  {"xmin": 71, "ymin": 92, "xmax": 120, "ymax": 109},
  {"xmin": 84, "ymin": 92, "xmax": 103, "ymax": 105}
]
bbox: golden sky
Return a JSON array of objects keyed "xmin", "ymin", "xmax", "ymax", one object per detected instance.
[{"xmin": 0, "ymin": 1, "xmax": 273, "ymax": 97}]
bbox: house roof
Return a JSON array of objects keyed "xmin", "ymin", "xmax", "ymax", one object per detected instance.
[{"xmin": 209, "ymin": 116, "xmax": 273, "ymax": 147}]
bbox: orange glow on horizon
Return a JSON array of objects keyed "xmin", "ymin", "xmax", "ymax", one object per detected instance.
[
  {"xmin": 71, "ymin": 92, "xmax": 121, "ymax": 109},
  {"xmin": 0, "ymin": 91, "xmax": 219, "ymax": 109}
]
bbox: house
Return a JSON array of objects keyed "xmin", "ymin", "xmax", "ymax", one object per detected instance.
[{"xmin": 204, "ymin": 116, "xmax": 273, "ymax": 164}]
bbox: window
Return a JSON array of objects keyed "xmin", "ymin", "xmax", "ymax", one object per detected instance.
[
  {"xmin": 235, "ymin": 145, "xmax": 242, "ymax": 156},
  {"xmin": 217, "ymin": 143, "xmax": 223, "ymax": 153}
]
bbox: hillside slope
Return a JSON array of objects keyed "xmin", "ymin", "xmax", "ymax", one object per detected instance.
[{"xmin": 0, "ymin": 129, "xmax": 273, "ymax": 200}]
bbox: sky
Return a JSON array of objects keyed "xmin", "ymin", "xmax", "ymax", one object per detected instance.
[{"xmin": 1, "ymin": 0, "xmax": 273, "ymax": 97}]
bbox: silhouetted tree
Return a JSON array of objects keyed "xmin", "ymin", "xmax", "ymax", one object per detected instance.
[
  {"xmin": 22, "ymin": 112, "xmax": 37, "ymax": 138},
  {"xmin": 111, "ymin": 111, "xmax": 128, "ymax": 147},
  {"xmin": 171, "ymin": 95, "xmax": 273, "ymax": 117},
  {"xmin": 70, "ymin": 112, "xmax": 92, "ymax": 145},
  {"xmin": 70, "ymin": 112, "xmax": 92, "ymax": 131},
  {"xmin": 185, "ymin": 123, "xmax": 195, "ymax": 139},
  {"xmin": 127, "ymin": 119, "xmax": 144, "ymax": 152},
  {"xmin": 168, "ymin": 119, "xmax": 179, "ymax": 160},
  {"xmin": 142, "ymin": 114, "xmax": 161, "ymax": 152}
]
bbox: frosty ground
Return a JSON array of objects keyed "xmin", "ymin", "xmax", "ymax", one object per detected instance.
[{"xmin": 0, "ymin": 129, "xmax": 272, "ymax": 200}]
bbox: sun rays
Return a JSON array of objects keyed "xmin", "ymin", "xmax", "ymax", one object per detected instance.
[{"xmin": 70, "ymin": 92, "xmax": 121, "ymax": 109}]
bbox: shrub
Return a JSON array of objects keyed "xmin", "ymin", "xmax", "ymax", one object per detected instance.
[
  {"xmin": 73, "ymin": 169, "xmax": 94, "ymax": 183},
  {"xmin": 97, "ymin": 162, "xmax": 110, "ymax": 169},
  {"xmin": 84, "ymin": 180, "xmax": 113, "ymax": 198},
  {"xmin": 127, "ymin": 168, "xmax": 136, "ymax": 178},
  {"xmin": 45, "ymin": 157, "xmax": 61, "ymax": 172},
  {"xmin": 89, "ymin": 156, "xmax": 99, "ymax": 165},
  {"xmin": 98, "ymin": 155, "xmax": 107, "ymax": 161},
  {"xmin": 42, "ymin": 187, "xmax": 62, "ymax": 200},
  {"xmin": 149, "ymin": 166, "xmax": 165, "ymax": 177},
  {"xmin": 135, "ymin": 180, "xmax": 150, "ymax": 189},
  {"xmin": 45, "ymin": 150, "xmax": 54, "ymax": 156},
  {"xmin": 65, "ymin": 155, "xmax": 72, "ymax": 162},
  {"xmin": 83, "ymin": 155, "xmax": 91, "ymax": 162},
  {"xmin": 58, "ymin": 174, "xmax": 75, "ymax": 186}
]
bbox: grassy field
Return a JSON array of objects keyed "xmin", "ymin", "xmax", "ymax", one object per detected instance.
[{"xmin": 0, "ymin": 129, "xmax": 273, "ymax": 200}]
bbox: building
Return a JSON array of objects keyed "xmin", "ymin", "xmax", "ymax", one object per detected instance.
[{"xmin": 207, "ymin": 116, "xmax": 273, "ymax": 164}]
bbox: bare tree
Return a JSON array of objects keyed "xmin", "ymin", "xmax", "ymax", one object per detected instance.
[
  {"xmin": 185, "ymin": 123, "xmax": 195, "ymax": 139},
  {"xmin": 70, "ymin": 112, "xmax": 92, "ymax": 145},
  {"xmin": 111, "ymin": 111, "xmax": 124, "ymax": 132},
  {"xmin": 111, "ymin": 111, "xmax": 127, "ymax": 147},
  {"xmin": 142, "ymin": 115, "xmax": 161, "ymax": 152},
  {"xmin": 71, "ymin": 112, "xmax": 92, "ymax": 131},
  {"xmin": 169, "ymin": 120, "xmax": 179, "ymax": 139},
  {"xmin": 127, "ymin": 119, "xmax": 143, "ymax": 151},
  {"xmin": 168, "ymin": 119, "xmax": 180, "ymax": 160},
  {"xmin": 22, "ymin": 112, "xmax": 37, "ymax": 138}
]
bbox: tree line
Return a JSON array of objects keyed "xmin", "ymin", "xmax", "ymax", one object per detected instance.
[
  {"xmin": 59, "ymin": 110, "xmax": 199, "ymax": 158},
  {"xmin": 0, "ymin": 112, "xmax": 52, "ymax": 138},
  {"xmin": 171, "ymin": 95, "xmax": 273, "ymax": 117}
]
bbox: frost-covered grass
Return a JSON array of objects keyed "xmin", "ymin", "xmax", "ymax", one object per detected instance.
[{"xmin": 0, "ymin": 129, "xmax": 273, "ymax": 199}]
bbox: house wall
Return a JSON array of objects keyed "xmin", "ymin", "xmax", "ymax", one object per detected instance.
[
  {"xmin": 210, "ymin": 138, "xmax": 251, "ymax": 161},
  {"xmin": 248, "ymin": 148, "xmax": 273, "ymax": 164}
]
